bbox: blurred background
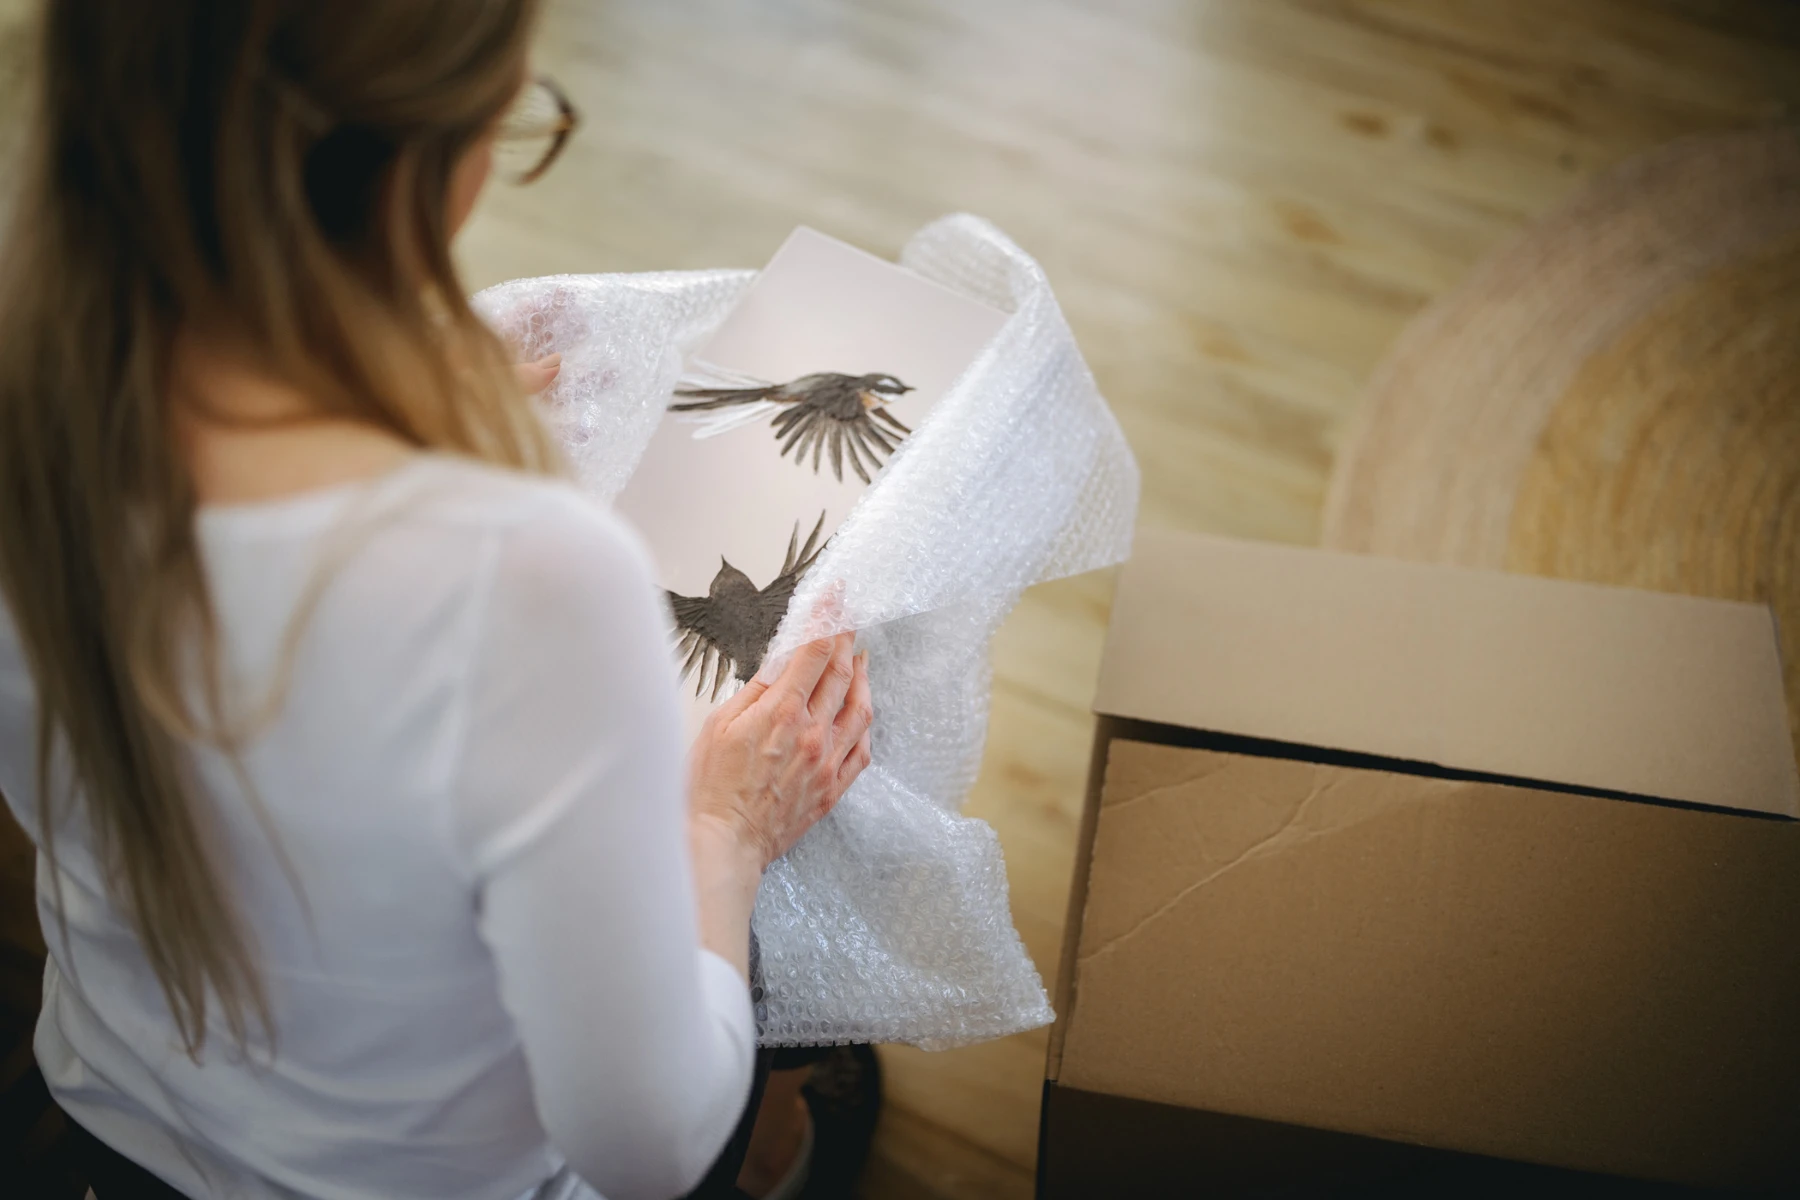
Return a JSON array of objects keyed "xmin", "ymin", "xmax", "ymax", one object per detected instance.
[{"xmin": 5, "ymin": 2, "xmax": 1798, "ymax": 1198}]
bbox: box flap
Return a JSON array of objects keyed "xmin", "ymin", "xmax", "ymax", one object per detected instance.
[{"xmin": 1095, "ymin": 529, "xmax": 1798, "ymax": 817}]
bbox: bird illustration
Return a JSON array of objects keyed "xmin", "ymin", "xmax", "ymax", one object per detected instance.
[
  {"xmin": 669, "ymin": 364, "xmax": 914, "ymax": 485},
  {"xmin": 667, "ymin": 512, "xmax": 829, "ymax": 701}
]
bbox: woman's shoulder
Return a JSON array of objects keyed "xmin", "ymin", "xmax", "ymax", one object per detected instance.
[
  {"xmin": 399, "ymin": 455, "xmax": 657, "ymax": 598},
  {"xmin": 198, "ymin": 452, "xmax": 660, "ymax": 620},
  {"xmin": 403, "ymin": 454, "xmax": 622, "ymax": 532}
]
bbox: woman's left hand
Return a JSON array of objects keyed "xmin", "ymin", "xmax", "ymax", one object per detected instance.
[{"xmin": 515, "ymin": 352, "xmax": 562, "ymax": 395}]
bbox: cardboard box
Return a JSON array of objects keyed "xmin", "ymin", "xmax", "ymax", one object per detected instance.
[{"xmin": 1040, "ymin": 530, "xmax": 1800, "ymax": 1196}]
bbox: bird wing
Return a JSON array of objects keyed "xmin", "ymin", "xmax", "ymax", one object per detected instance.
[
  {"xmin": 742, "ymin": 514, "xmax": 829, "ymax": 649},
  {"xmin": 769, "ymin": 513, "xmax": 830, "ymax": 607},
  {"xmin": 667, "ymin": 590, "xmax": 736, "ymax": 698},
  {"xmin": 667, "ymin": 591, "xmax": 709, "ymax": 627},
  {"xmin": 760, "ymin": 571, "xmax": 804, "ymax": 623},
  {"xmin": 778, "ymin": 512, "xmax": 829, "ymax": 575}
]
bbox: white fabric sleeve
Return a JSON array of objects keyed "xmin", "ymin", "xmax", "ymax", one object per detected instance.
[{"xmin": 446, "ymin": 491, "xmax": 755, "ymax": 1200}]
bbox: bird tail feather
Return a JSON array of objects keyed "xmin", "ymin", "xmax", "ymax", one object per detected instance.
[
  {"xmin": 670, "ymin": 359, "xmax": 783, "ymax": 435},
  {"xmin": 674, "ymin": 399, "xmax": 784, "ymax": 438}
]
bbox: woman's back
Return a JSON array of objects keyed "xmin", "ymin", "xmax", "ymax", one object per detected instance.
[
  {"xmin": 0, "ymin": 455, "xmax": 734, "ymax": 1199},
  {"xmin": 0, "ymin": 4, "xmax": 874, "ymax": 1193}
]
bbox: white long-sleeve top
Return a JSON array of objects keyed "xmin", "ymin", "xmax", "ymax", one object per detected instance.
[{"xmin": 0, "ymin": 454, "xmax": 755, "ymax": 1200}]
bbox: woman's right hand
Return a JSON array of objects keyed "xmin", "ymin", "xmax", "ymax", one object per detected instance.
[{"xmin": 686, "ymin": 631, "xmax": 873, "ymax": 871}]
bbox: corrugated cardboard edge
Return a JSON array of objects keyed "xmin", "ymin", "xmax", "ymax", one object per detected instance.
[
  {"xmin": 1095, "ymin": 529, "xmax": 1799, "ymax": 819},
  {"xmin": 1045, "ymin": 719, "xmax": 1116, "ymax": 1084}
]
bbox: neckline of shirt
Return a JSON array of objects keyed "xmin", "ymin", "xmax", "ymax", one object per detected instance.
[{"xmin": 194, "ymin": 453, "xmax": 449, "ymax": 539}]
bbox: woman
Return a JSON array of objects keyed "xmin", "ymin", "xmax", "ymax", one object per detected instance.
[{"xmin": 0, "ymin": 1, "xmax": 868, "ymax": 1197}]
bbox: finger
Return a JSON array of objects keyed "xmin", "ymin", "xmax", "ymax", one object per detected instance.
[
  {"xmin": 514, "ymin": 363, "xmax": 551, "ymax": 394},
  {"xmin": 794, "ymin": 579, "xmax": 845, "ymax": 644},
  {"xmin": 515, "ymin": 353, "xmax": 562, "ymax": 395},
  {"xmin": 807, "ymin": 633, "xmax": 856, "ymax": 721},
  {"xmin": 711, "ymin": 670, "xmax": 768, "ymax": 722},
  {"xmin": 832, "ymin": 650, "xmax": 872, "ymax": 742},
  {"xmin": 834, "ymin": 726, "xmax": 873, "ymax": 795},
  {"xmin": 773, "ymin": 632, "xmax": 839, "ymax": 705}
]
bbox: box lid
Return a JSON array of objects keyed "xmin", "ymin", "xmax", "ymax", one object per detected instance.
[{"xmin": 1094, "ymin": 529, "xmax": 1798, "ymax": 817}]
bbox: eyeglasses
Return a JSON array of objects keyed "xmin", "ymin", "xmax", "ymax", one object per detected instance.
[{"xmin": 493, "ymin": 75, "xmax": 580, "ymax": 185}]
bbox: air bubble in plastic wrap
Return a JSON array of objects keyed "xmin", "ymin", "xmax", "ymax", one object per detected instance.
[{"xmin": 475, "ymin": 214, "xmax": 1139, "ymax": 1049}]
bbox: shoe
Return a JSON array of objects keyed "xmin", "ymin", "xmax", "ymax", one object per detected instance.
[{"xmin": 796, "ymin": 1045, "xmax": 881, "ymax": 1199}]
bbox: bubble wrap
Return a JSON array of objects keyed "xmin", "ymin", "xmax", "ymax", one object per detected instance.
[{"xmin": 475, "ymin": 215, "xmax": 1139, "ymax": 1048}]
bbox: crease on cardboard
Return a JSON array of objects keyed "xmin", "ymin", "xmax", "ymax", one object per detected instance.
[
  {"xmin": 1099, "ymin": 760, "xmax": 1236, "ymax": 814},
  {"xmin": 1077, "ymin": 773, "xmax": 1405, "ymax": 967}
]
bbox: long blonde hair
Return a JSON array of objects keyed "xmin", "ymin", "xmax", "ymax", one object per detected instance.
[{"xmin": 0, "ymin": 0, "xmax": 555, "ymax": 1055}]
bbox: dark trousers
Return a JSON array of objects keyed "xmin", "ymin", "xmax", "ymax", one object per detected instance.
[
  {"xmin": 66, "ymin": 1118, "xmax": 186, "ymax": 1200},
  {"xmin": 687, "ymin": 1043, "xmax": 832, "ymax": 1199}
]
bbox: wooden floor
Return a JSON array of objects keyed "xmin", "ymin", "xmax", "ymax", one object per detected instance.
[{"xmin": 456, "ymin": 2, "xmax": 1800, "ymax": 1196}]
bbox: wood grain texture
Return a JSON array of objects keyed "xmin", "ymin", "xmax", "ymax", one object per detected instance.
[{"xmin": 460, "ymin": 2, "xmax": 1800, "ymax": 1196}]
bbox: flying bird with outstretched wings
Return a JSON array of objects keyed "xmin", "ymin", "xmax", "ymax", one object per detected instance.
[
  {"xmin": 666, "ymin": 512, "xmax": 829, "ymax": 701},
  {"xmin": 669, "ymin": 364, "xmax": 914, "ymax": 485}
]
